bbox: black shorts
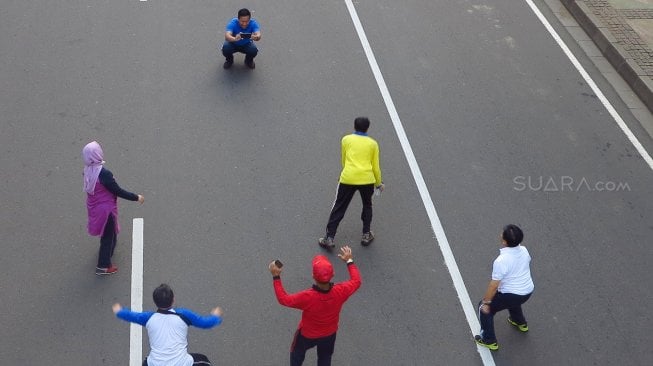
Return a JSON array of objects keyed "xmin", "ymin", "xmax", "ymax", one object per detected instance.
[{"xmin": 143, "ymin": 353, "xmax": 211, "ymax": 366}]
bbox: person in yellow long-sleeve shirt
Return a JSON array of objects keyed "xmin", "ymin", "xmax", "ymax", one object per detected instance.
[{"xmin": 319, "ymin": 117, "xmax": 385, "ymax": 248}]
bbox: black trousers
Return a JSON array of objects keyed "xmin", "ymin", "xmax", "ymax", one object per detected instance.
[
  {"xmin": 97, "ymin": 214, "xmax": 117, "ymax": 268},
  {"xmin": 478, "ymin": 292, "xmax": 532, "ymax": 342},
  {"xmin": 143, "ymin": 353, "xmax": 212, "ymax": 366},
  {"xmin": 290, "ymin": 329, "xmax": 337, "ymax": 366},
  {"xmin": 325, "ymin": 183, "xmax": 374, "ymax": 238}
]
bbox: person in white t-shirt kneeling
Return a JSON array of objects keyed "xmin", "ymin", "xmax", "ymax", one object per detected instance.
[{"xmin": 113, "ymin": 284, "xmax": 223, "ymax": 365}]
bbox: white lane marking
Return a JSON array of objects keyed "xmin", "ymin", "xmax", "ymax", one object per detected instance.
[
  {"xmin": 343, "ymin": 1, "xmax": 496, "ymax": 364},
  {"xmin": 130, "ymin": 218, "xmax": 144, "ymax": 366},
  {"xmin": 524, "ymin": 0, "xmax": 653, "ymax": 170}
]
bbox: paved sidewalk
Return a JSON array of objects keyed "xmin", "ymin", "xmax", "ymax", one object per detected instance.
[{"xmin": 561, "ymin": 0, "xmax": 653, "ymax": 113}]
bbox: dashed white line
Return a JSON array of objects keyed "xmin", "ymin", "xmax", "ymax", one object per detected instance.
[
  {"xmin": 524, "ymin": 0, "xmax": 653, "ymax": 170},
  {"xmin": 130, "ymin": 218, "xmax": 144, "ymax": 366},
  {"xmin": 343, "ymin": 1, "xmax": 496, "ymax": 364}
]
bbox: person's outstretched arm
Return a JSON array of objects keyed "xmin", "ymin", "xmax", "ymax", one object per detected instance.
[
  {"xmin": 176, "ymin": 307, "xmax": 223, "ymax": 329},
  {"xmin": 99, "ymin": 168, "xmax": 144, "ymax": 203},
  {"xmin": 269, "ymin": 261, "xmax": 311, "ymax": 309},
  {"xmin": 337, "ymin": 246, "xmax": 361, "ymax": 294},
  {"xmin": 112, "ymin": 303, "xmax": 152, "ymax": 326}
]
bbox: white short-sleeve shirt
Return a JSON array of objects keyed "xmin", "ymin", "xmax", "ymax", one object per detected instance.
[{"xmin": 492, "ymin": 245, "xmax": 534, "ymax": 295}]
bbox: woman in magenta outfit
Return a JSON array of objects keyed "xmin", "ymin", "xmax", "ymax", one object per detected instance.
[{"xmin": 82, "ymin": 141, "xmax": 144, "ymax": 276}]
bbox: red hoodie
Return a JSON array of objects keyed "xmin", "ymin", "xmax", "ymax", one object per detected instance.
[{"xmin": 273, "ymin": 263, "xmax": 361, "ymax": 338}]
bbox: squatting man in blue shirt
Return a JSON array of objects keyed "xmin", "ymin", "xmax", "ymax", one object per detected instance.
[
  {"xmin": 222, "ymin": 8, "xmax": 261, "ymax": 69},
  {"xmin": 113, "ymin": 283, "xmax": 224, "ymax": 366}
]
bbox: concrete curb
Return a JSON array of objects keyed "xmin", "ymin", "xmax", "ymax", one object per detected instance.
[{"xmin": 561, "ymin": 0, "xmax": 653, "ymax": 113}]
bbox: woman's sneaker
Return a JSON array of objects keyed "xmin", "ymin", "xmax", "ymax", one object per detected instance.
[
  {"xmin": 361, "ymin": 231, "xmax": 374, "ymax": 246},
  {"xmin": 96, "ymin": 264, "xmax": 118, "ymax": 276},
  {"xmin": 507, "ymin": 317, "xmax": 529, "ymax": 332}
]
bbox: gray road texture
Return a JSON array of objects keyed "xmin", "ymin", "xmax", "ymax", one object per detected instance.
[{"xmin": 1, "ymin": 0, "xmax": 652, "ymax": 365}]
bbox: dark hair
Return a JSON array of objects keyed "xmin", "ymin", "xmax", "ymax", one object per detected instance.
[
  {"xmin": 237, "ymin": 8, "xmax": 251, "ymax": 18},
  {"xmin": 153, "ymin": 284, "xmax": 174, "ymax": 309},
  {"xmin": 354, "ymin": 117, "xmax": 370, "ymax": 133},
  {"xmin": 502, "ymin": 224, "xmax": 523, "ymax": 247}
]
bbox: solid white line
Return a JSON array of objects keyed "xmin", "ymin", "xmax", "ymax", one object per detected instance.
[
  {"xmin": 524, "ymin": 0, "xmax": 653, "ymax": 170},
  {"xmin": 343, "ymin": 1, "xmax": 496, "ymax": 364},
  {"xmin": 130, "ymin": 218, "xmax": 144, "ymax": 366}
]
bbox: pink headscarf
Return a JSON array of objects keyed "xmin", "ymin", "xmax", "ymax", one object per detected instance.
[{"xmin": 82, "ymin": 141, "xmax": 105, "ymax": 194}]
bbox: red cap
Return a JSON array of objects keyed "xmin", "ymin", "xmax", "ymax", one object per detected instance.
[{"xmin": 312, "ymin": 255, "xmax": 334, "ymax": 283}]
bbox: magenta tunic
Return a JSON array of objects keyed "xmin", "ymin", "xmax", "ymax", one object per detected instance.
[{"xmin": 86, "ymin": 180, "xmax": 120, "ymax": 236}]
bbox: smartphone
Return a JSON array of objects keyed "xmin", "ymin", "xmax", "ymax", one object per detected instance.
[
  {"xmin": 240, "ymin": 33, "xmax": 252, "ymax": 39},
  {"xmin": 274, "ymin": 259, "xmax": 283, "ymax": 268}
]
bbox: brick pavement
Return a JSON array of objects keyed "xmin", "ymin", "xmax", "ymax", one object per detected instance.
[
  {"xmin": 584, "ymin": 0, "xmax": 653, "ymax": 74},
  {"xmin": 562, "ymin": 0, "xmax": 653, "ymax": 112}
]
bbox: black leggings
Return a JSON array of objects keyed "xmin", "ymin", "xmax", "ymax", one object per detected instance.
[{"xmin": 97, "ymin": 214, "xmax": 117, "ymax": 268}]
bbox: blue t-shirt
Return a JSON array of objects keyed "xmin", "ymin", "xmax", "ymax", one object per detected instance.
[{"xmin": 226, "ymin": 18, "xmax": 260, "ymax": 46}]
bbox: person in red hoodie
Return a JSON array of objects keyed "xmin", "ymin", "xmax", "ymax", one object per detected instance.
[{"xmin": 269, "ymin": 246, "xmax": 361, "ymax": 366}]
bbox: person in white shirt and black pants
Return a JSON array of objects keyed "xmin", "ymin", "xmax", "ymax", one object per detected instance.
[{"xmin": 475, "ymin": 224, "xmax": 534, "ymax": 351}]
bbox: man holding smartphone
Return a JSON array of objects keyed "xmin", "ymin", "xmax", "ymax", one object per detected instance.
[
  {"xmin": 222, "ymin": 8, "xmax": 261, "ymax": 69},
  {"xmin": 269, "ymin": 246, "xmax": 361, "ymax": 366}
]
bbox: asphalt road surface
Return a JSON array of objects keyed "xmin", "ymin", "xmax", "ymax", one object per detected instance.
[{"xmin": 1, "ymin": 0, "xmax": 652, "ymax": 365}]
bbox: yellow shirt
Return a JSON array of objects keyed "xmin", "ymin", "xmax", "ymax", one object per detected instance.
[{"xmin": 339, "ymin": 133, "xmax": 382, "ymax": 185}]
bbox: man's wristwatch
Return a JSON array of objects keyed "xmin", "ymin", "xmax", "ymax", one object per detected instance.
[{"xmin": 346, "ymin": 258, "xmax": 354, "ymax": 264}]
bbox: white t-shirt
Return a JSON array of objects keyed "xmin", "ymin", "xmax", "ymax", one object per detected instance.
[
  {"xmin": 146, "ymin": 312, "xmax": 193, "ymax": 366},
  {"xmin": 492, "ymin": 246, "xmax": 534, "ymax": 295}
]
